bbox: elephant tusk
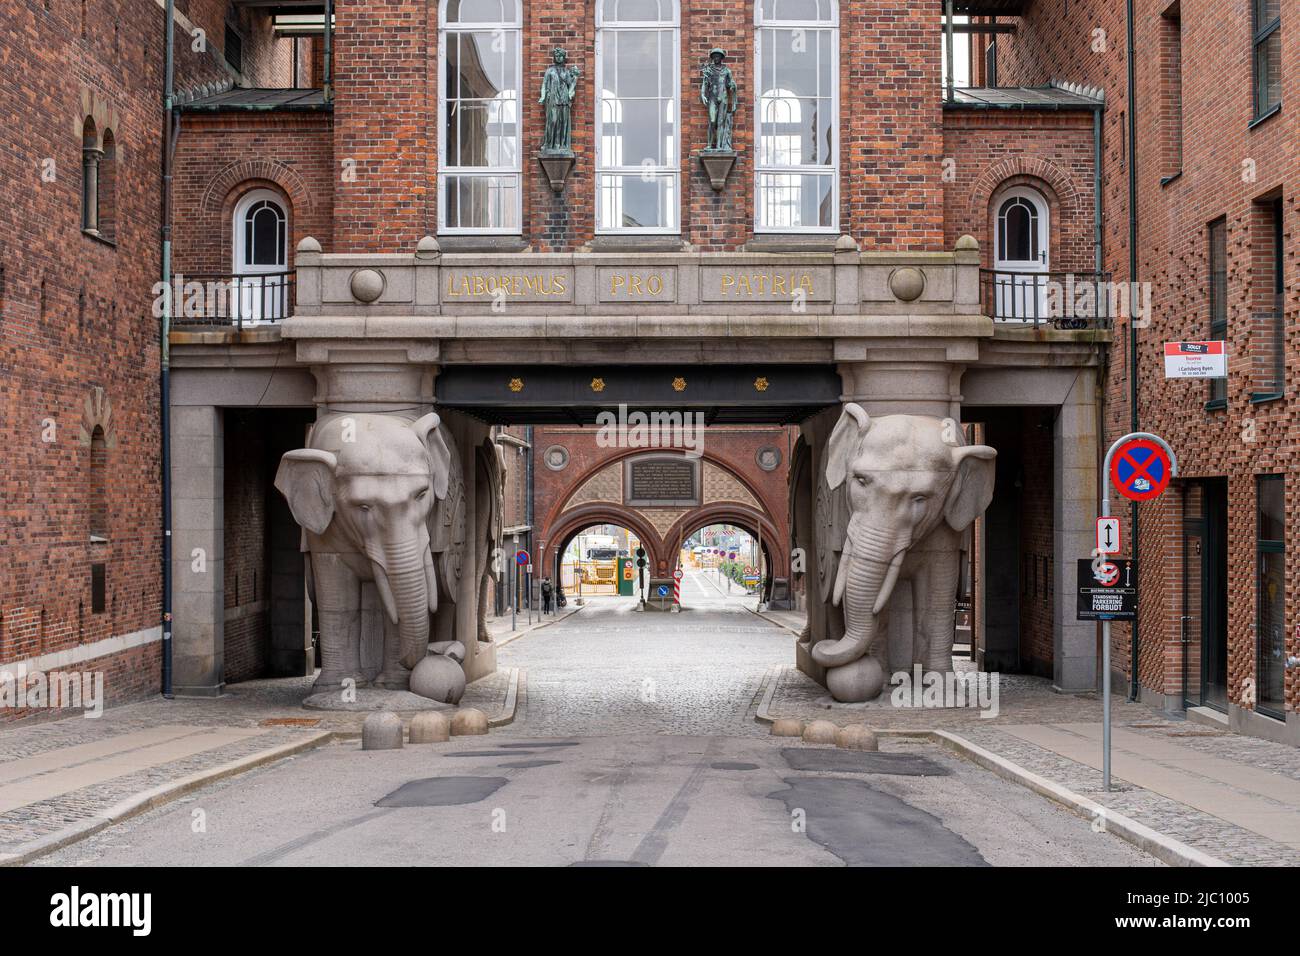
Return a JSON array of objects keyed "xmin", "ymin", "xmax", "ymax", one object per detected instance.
[
  {"xmin": 424, "ymin": 546, "xmax": 438, "ymax": 615},
  {"xmin": 372, "ymin": 562, "xmax": 400, "ymax": 624},
  {"xmin": 873, "ymin": 550, "xmax": 908, "ymax": 616}
]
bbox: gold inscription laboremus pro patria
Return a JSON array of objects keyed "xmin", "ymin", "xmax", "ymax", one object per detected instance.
[
  {"xmin": 718, "ymin": 272, "xmax": 815, "ymax": 297},
  {"xmin": 608, "ymin": 272, "xmax": 667, "ymax": 297},
  {"xmin": 444, "ymin": 272, "xmax": 568, "ymax": 297}
]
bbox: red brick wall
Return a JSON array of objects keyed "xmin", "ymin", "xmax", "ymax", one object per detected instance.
[
  {"xmin": 172, "ymin": 112, "xmax": 335, "ymax": 277},
  {"xmin": 321, "ymin": 0, "xmax": 946, "ymax": 252},
  {"xmin": 943, "ymin": 108, "xmax": 1098, "ymax": 274},
  {"xmin": 1001, "ymin": 0, "xmax": 1299, "ymax": 717},
  {"xmin": 0, "ymin": 0, "xmax": 290, "ymax": 720}
]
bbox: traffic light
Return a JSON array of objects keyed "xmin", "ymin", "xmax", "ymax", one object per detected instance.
[{"xmin": 635, "ymin": 546, "xmax": 646, "ymax": 568}]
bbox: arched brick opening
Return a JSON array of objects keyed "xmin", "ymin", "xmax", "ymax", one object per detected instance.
[{"xmin": 540, "ymin": 506, "xmax": 664, "ymax": 581}]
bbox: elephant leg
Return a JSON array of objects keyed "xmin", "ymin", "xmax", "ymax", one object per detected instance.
[
  {"xmin": 374, "ymin": 612, "xmax": 412, "ymax": 690},
  {"xmin": 917, "ymin": 548, "xmax": 962, "ymax": 674},
  {"xmin": 311, "ymin": 553, "xmax": 364, "ymax": 692}
]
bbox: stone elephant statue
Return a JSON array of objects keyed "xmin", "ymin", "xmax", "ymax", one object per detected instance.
[
  {"xmin": 274, "ymin": 411, "xmax": 466, "ymax": 699},
  {"xmin": 812, "ymin": 405, "xmax": 996, "ymax": 702},
  {"xmin": 474, "ymin": 438, "xmax": 507, "ymax": 642}
]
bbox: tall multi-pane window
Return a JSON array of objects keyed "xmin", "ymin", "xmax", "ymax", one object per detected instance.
[
  {"xmin": 1208, "ymin": 217, "xmax": 1228, "ymax": 405},
  {"xmin": 1253, "ymin": 0, "xmax": 1281, "ymax": 120},
  {"xmin": 1256, "ymin": 475, "xmax": 1285, "ymax": 719},
  {"xmin": 595, "ymin": 0, "xmax": 679, "ymax": 233},
  {"xmin": 438, "ymin": 0, "xmax": 522, "ymax": 233},
  {"xmin": 755, "ymin": 0, "xmax": 838, "ymax": 232}
]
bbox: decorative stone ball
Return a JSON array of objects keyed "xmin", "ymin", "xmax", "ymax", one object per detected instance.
[
  {"xmin": 801, "ymin": 719, "xmax": 839, "ymax": 745},
  {"xmin": 450, "ymin": 707, "xmax": 489, "ymax": 736},
  {"xmin": 826, "ymin": 655, "xmax": 886, "ymax": 703},
  {"xmin": 408, "ymin": 710, "xmax": 451, "ymax": 744},
  {"xmin": 410, "ymin": 655, "xmax": 466, "ymax": 704},
  {"xmin": 361, "ymin": 711, "xmax": 404, "ymax": 751},
  {"xmin": 835, "ymin": 724, "xmax": 880, "ymax": 752},
  {"xmin": 889, "ymin": 266, "xmax": 926, "ymax": 302},
  {"xmin": 770, "ymin": 718, "xmax": 805, "ymax": 738},
  {"xmin": 350, "ymin": 268, "xmax": 385, "ymax": 303}
]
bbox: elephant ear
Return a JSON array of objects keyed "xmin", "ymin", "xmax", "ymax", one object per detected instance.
[
  {"xmin": 824, "ymin": 403, "xmax": 870, "ymax": 490},
  {"xmin": 274, "ymin": 449, "xmax": 338, "ymax": 535},
  {"xmin": 944, "ymin": 444, "xmax": 997, "ymax": 531},
  {"xmin": 413, "ymin": 412, "xmax": 451, "ymax": 499}
]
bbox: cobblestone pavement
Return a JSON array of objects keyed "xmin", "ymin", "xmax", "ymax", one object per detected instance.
[
  {"xmin": 498, "ymin": 573, "xmax": 789, "ymax": 738},
  {"xmin": 759, "ymin": 613, "xmax": 1300, "ymax": 867}
]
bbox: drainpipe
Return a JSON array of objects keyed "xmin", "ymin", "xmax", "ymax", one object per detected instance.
[
  {"xmin": 323, "ymin": 0, "xmax": 333, "ymax": 102},
  {"xmin": 944, "ymin": 0, "xmax": 955, "ymax": 101},
  {"xmin": 160, "ymin": 0, "xmax": 176, "ymax": 698},
  {"xmin": 1125, "ymin": 0, "xmax": 1141, "ymax": 701}
]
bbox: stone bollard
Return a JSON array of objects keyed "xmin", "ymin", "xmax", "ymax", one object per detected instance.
[
  {"xmin": 835, "ymin": 724, "xmax": 879, "ymax": 752},
  {"xmin": 450, "ymin": 707, "xmax": 489, "ymax": 736},
  {"xmin": 770, "ymin": 718, "xmax": 805, "ymax": 737},
  {"xmin": 409, "ymin": 710, "xmax": 451, "ymax": 744},
  {"xmin": 361, "ymin": 712, "xmax": 404, "ymax": 751},
  {"xmin": 801, "ymin": 719, "xmax": 839, "ymax": 745}
]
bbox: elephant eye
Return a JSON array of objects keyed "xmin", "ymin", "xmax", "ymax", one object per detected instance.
[
  {"xmin": 415, "ymin": 488, "xmax": 428, "ymax": 500},
  {"xmin": 358, "ymin": 504, "xmax": 372, "ymax": 513},
  {"xmin": 854, "ymin": 475, "xmax": 869, "ymax": 486},
  {"xmin": 913, "ymin": 495, "xmax": 928, "ymax": 504}
]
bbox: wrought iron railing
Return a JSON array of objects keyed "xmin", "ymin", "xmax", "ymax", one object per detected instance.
[
  {"xmin": 979, "ymin": 269, "xmax": 1114, "ymax": 329},
  {"xmin": 170, "ymin": 271, "xmax": 294, "ymax": 328}
]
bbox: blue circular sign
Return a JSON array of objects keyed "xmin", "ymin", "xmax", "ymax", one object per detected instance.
[
  {"xmin": 1110, "ymin": 439, "xmax": 1171, "ymax": 502},
  {"xmin": 515, "ymin": 549, "xmax": 530, "ymax": 565},
  {"xmin": 657, "ymin": 585, "xmax": 669, "ymax": 597}
]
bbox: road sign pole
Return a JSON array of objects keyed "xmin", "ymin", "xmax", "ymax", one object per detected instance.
[{"xmin": 1098, "ymin": 432, "xmax": 1178, "ymax": 792}]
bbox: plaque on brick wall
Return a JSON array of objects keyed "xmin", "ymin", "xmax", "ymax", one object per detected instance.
[{"xmin": 625, "ymin": 455, "xmax": 699, "ymax": 507}]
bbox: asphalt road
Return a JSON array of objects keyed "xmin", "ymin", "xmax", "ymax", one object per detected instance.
[{"xmin": 35, "ymin": 588, "xmax": 1158, "ymax": 867}]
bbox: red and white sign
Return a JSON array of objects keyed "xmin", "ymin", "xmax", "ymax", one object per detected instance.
[
  {"xmin": 673, "ymin": 568, "xmax": 683, "ymax": 580},
  {"xmin": 1095, "ymin": 517, "xmax": 1120, "ymax": 555},
  {"xmin": 1164, "ymin": 341, "xmax": 1226, "ymax": 379}
]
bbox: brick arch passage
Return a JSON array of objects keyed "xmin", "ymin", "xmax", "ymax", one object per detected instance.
[
  {"xmin": 971, "ymin": 154, "xmax": 1080, "ymax": 220},
  {"xmin": 540, "ymin": 506, "xmax": 664, "ymax": 581},
  {"xmin": 202, "ymin": 160, "xmax": 314, "ymax": 220},
  {"xmin": 668, "ymin": 506, "xmax": 787, "ymax": 578}
]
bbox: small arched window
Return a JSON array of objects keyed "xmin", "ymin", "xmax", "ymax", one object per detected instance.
[
  {"xmin": 234, "ymin": 191, "xmax": 288, "ymax": 270},
  {"xmin": 755, "ymin": 0, "xmax": 838, "ymax": 232},
  {"xmin": 89, "ymin": 426, "xmax": 108, "ymax": 542},
  {"xmin": 81, "ymin": 117, "xmax": 100, "ymax": 235},
  {"xmin": 997, "ymin": 194, "xmax": 1041, "ymax": 263},
  {"xmin": 596, "ymin": 0, "xmax": 679, "ymax": 233},
  {"xmin": 98, "ymin": 129, "xmax": 117, "ymax": 243},
  {"xmin": 438, "ymin": 0, "xmax": 523, "ymax": 233}
]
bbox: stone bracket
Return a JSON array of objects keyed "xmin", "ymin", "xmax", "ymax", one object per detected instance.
[
  {"xmin": 698, "ymin": 150, "xmax": 738, "ymax": 191},
  {"xmin": 538, "ymin": 152, "xmax": 576, "ymax": 194}
]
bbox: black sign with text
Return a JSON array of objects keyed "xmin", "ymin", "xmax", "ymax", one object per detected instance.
[{"xmin": 1076, "ymin": 558, "xmax": 1137, "ymax": 620}]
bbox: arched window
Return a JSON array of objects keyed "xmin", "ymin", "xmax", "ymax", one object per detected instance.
[
  {"xmin": 596, "ymin": 0, "xmax": 679, "ymax": 233},
  {"xmin": 438, "ymin": 0, "xmax": 523, "ymax": 233},
  {"xmin": 755, "ymin": 0, "xmax": 837, "ymax": 232},
  {"xmin": 81, "ymin": 117, "xmax": 100, "ymax": 235},
  {"xmin": 98, "ymin": 129, "xmax": 117, "ymax": 243},
  {"xmin": 232, "ymin": 189, "xmax": 289, "ymax": 321},
  {"xmin": 997, "ymin": 194, "xmax": 1042, "ymax": 263},
  {"xmin": 89, "ymin": 425, "xmax": 108, "ymax": 542}
]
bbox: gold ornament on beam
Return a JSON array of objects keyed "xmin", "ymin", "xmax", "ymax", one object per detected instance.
[
  {"xmin": 590, "ymin": 377, "xmax": 606, "ymax": 393},
  {"xmin": 508, "ymin": 377, "xmax": 524, "ymax": 393},
  {"xmin": 672, "ymin": 377, "xmax": 687, "ymax": 392},
  {"xmin": 754, "ymin": 376, "xmax": 769, "ymax": 392}
]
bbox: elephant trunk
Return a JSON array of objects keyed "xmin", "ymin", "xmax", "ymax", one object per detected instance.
[
  {"xmin": 377, "ymin": 536, "xmax": 431, "ymax": 670},
  {"xmin": 812, "ymin": 530, "xmax": 904, "ymax": 669}
]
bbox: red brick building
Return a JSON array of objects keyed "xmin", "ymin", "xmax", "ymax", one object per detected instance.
[
  {"xmin": 993, "ymin": 0, "xmax": 1297, "ymax": 744},
  {"xmin": 0, "ymin": 0, "xmax": 313, "ymax": 717}
]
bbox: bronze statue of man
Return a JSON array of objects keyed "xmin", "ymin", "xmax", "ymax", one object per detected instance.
[
  {"xmin": 539, "ymin": 47, "xmax": 580, "ymax": 154},
  {"xmin": 700, "ymin": 48, "xmax": 737, "ymax": 152}
]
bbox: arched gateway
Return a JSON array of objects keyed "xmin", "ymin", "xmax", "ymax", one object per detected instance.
[{"xmin": 169, "ymin": 236, "xmax": 1106, "ymax": 705}]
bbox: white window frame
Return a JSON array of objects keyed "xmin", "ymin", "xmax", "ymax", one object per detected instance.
[
  {"xmin": 594, "ymin": 0, "xmax": 681, "ymax": 235},
  {"xmin": 753, "ymin": 0, "xmax": 839, "ymax": 233},
  {"xmin": 437, "ymin": 0, "xmax": 524, "ymax": 235},
  {"xmin": 232, "ymin": 188, "xmax": 288, "ymax": 275}
]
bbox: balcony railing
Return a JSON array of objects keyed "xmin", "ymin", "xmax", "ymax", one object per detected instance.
[
  {"xmin": 980, "ymin": 269, "xmax": 1114, "ymax": 329},
  {"xmin": 170, "ymin": 271, "xmax": 295, "ymax": 328}
]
